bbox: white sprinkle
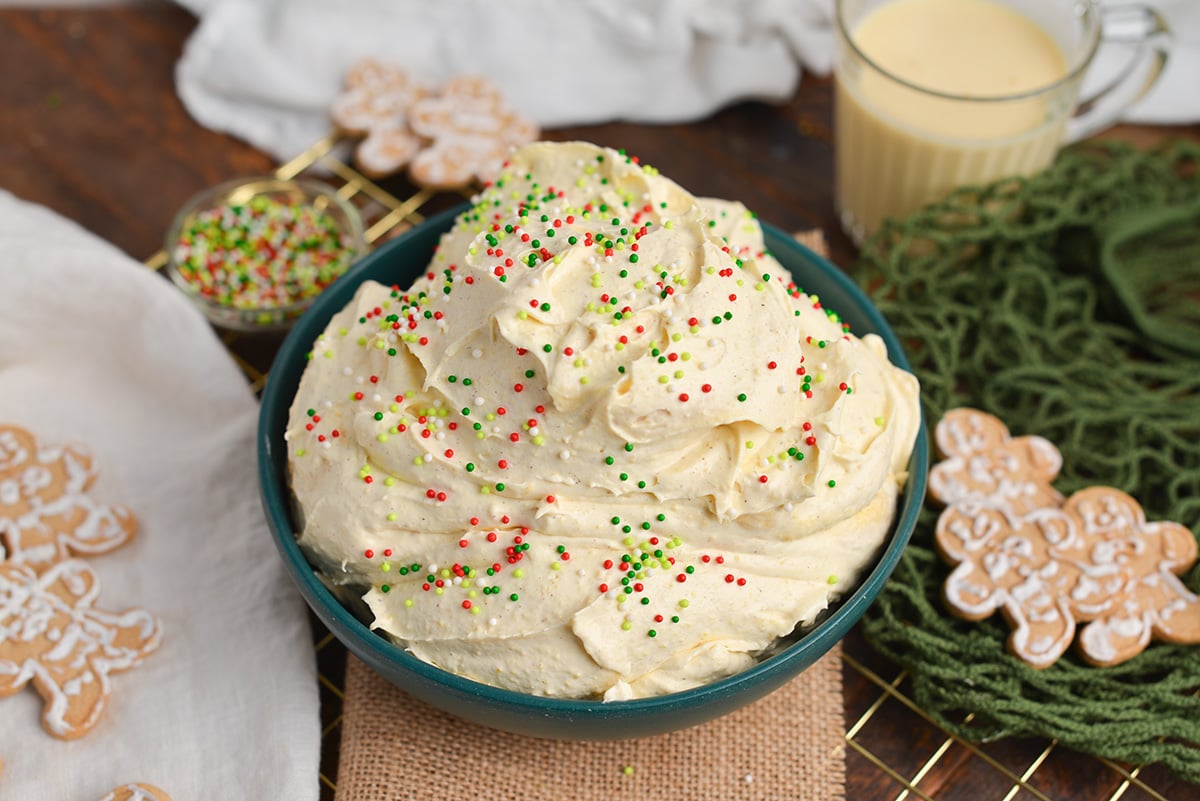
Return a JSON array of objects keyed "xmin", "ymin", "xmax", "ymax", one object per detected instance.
[
  {"xmin": 472, "ymin": 348, "xmax": 483, "ymax": 358},
  {"xmin": 778, "ymin": 385, "xmax": 787, "ymax": 394},
  {"xmin": 531, "ymin": 277, "xmax": 541, "ymax": 287},
  {"xmin": 435, "ymin": 431, "xmax": 446, "ymax": 441},
  {"xmin": 355, "ymin": 375, "xmax": 365, "ymax": 385},
  {"xmin": 423, "ymin": 453, "xmax": 433, "ymax": 463},
  {"xmin": 433, "ymin": 398, "xmax": 443, "ymax": 408},
  {"xmin": 707, "ymin": 338, "xmax": 719, "ymax": 347},
  {"xmin": 559, "ymin": 450, "xmax": 571, "ymax": 461},
  {"xmin": 475, "ymin": 396, "xmax": 485, "ymax": 406},
  {"xmin": 452, "ymin": 576, "xmax": 463, "ymax": 586},
  {"xmin": 323, "ymin": 400, "xmax": 333, "ymax": 408},
  {"xmin": 784, "ymin": 502, "xmax": 794, "ymax": 512},
  {"xmin": 342, "ymin": 367, "xmax": 354, "ymax": 376},
  {"xmin": 429, "ymin": 563, "xmax": 439, "ymax": 572},
  {"xmin": 489, "ymin": 617, "xmax": 499, "ymax": 626},
  {"xmin": 373, "ymin": 393, "xmax": 382, "ymax": 402},
  {"xmin": 492, "ymin": 426, "xmax": 502, "ymax": 434},
  {"xmin": 530, "ymin": 427, "xmax": 541, "ymax": 436},
  {"xmin": 744, "ymin": 774, "xmax": 754, "ymax": 784}
]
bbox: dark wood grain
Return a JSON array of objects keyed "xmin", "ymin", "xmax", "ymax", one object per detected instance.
[{"xmin": 3, "ymin": 7, "xmax": 1197, "ymax": 801}]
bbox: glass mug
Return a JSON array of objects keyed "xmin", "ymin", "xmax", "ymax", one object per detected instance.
[{"xmin": 834, "ymin": 0, "xmax": 1170, "ymax": 245}]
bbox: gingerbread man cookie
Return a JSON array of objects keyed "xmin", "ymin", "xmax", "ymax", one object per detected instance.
[
  {"xmin": 331, "ymin": 60, "xmax": 426, "ymax": 179},
  {"xmin": 330, "ymin": 59, "xmax": 426, "ymax": 135},
  {"xmin": 407, "ymin": 75, "xmax": 539, "ymax": 188},
  {"xmin": 931, "ymin": 408, "xmax": 1200, "ymax": 668},
  {"xmin": 929, "ymin": 408, "xmax": 1063, "ymax": 517},
  {"xmin": 1065, "ymin": 487, "xmax": 1200, "ymax": 666},
  {"xmin": 0, "ymin": 559, "xmax": 161, "ymax": 739},
  {"xmin": 0, "ymin": 425, "xmax": 136, "ymax": 572},
  {"xmin": 99, "ymin": 783, "xmax": 173, "ymax": 801}
]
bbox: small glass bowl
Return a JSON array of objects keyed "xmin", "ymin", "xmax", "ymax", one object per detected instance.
[{"xmin": 165, "ymin": 177, "xmax": 367, "ymax": 332}]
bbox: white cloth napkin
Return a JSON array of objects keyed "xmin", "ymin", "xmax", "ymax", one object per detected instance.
[
  {"xmin": 0, "ymin": 191, "xmax": 320, "ymax": 801},
  {"xmin": 173, "ymin": 0, "xmax": 837, "ymax": 161},
  {"xmin": 174, "ymin": 0, "xmax": 1200, "ymax": 163}
]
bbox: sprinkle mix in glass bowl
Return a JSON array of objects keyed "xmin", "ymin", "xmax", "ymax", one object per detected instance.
[{"xmin": 165, "ymin": 178, "xmax": 366, "ymax": 331}]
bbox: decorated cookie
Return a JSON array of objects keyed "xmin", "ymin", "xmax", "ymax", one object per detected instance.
[
  {"xmin": 929, "ymin": 407, "xmax": 1064, "ymax": 517},
  {"xmin": 330, "ymin": 60, "xmax": 538, "ymax": 184},
  {"xmin": 1065, "ymin": 487, "xmax": 1200, "ymax": 666},
  {"xmin": 330, "ymin": 59, "xmax": 426, "ymax": 135},
  {"xmin": 0, "ymin": 559, "xmax": 162, "ymax": 739},
  {"xmin": 931, "ymin": 408, "xmax": 1200, "ymax": 668},
  {"xmin": 99, "ymin": 783, "xmax": 173, "ymax": 801},
  {"xmin": 407, "ymin": 75, "xmax": 539, "ymax": 188},
  {"xmin": 0, "ymin": 425, "xmax": 136, "ymax": 572},
  {"xmin": 937, "ymin": 503, "xmax": 1103, "ymax": 667}
]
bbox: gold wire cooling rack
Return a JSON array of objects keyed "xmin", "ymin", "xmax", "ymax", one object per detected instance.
[{"xmin": 148, "ymin": 135, "xmax": 1192, "ymax": 801}]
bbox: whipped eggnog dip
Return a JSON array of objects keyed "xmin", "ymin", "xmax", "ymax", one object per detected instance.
[
  {"xmin": 835, "ymin": 0, "xmax": 1073, "ymax": 242},
  {"xmin": 286, "ymin": 141, "xmax": 921, "ymax": 701}
]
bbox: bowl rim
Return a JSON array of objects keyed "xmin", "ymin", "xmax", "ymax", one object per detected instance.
[
  {"xmin": 164, "ymin": 176, "xmax": 368, "ymax": 321},
  {"xmin": 258, "ymin": 203, "xmax": 928, "ymax": 717}
]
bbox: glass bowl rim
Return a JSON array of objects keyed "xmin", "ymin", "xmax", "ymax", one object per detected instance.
[{"xmin": 164, "ymin": 176, "xmax": 368, "ymax": 321}]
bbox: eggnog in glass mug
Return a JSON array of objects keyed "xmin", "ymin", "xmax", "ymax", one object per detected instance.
[{"xmin": 834, "ymin": 0, "xmax": 1169, "ymax": 244}]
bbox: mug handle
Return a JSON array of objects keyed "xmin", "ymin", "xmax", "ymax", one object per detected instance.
[{"xmin": 1066, "ymin": 3, "xmax": 1171, "ymax": 143}]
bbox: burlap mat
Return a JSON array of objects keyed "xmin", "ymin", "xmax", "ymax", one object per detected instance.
[
  {"xmin": 336, "ymin": 645, "xmax": 844, "ymax": 801},
  {"xmin": 333, "ymin": 231, "xmax": 845, "ymax": 801}
]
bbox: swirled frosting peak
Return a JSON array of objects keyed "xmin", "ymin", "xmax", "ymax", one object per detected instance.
[{"xmin": 286, "ymin": 141, "xmax": 920, "ymax": 699}]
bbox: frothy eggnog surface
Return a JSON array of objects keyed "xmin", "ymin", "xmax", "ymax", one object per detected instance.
[
  {"xmin": 836, "ymin": 0, "xmax": 1072, "ymax": 238},
  {"xmin": 853, "ymin": 0, "xmax": 1069, "ymax": 138}
]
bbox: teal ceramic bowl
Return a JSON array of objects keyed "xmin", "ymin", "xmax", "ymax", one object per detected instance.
[{"xmin": 258, "ymin": 205, "xmax": 928, "ymax": 740}]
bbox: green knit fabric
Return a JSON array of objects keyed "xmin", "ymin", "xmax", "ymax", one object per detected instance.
[{"xmin": 851, "ymin": 140, "xmax": 1200, "ymax": 782}]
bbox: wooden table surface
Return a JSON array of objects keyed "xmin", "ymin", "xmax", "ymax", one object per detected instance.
[{"xmin": 3, "ymin": 5, "xmax": 1197, "ymax": 801}]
